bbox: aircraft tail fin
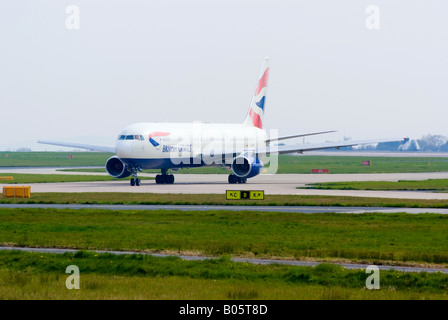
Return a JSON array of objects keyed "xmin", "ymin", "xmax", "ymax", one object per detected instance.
[{"xmin": 244, "ymin": 57, "xmax": 270, "ymax": 129}]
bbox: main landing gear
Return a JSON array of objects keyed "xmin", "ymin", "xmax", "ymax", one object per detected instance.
[
  {"xmin": 155, "ymin": 169, "xmax": 175, "ymax": 184},
  {"xmin": 228, "ymin": 174, "xmax": 247, "ymax": 184}
]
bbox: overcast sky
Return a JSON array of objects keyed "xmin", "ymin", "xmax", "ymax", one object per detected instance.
[{"xmin": 0, "ymin": 1, "xmax": 447, "ymax": 151}]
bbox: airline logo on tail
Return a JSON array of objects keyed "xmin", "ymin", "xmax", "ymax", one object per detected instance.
[
  {"xmin": 148, "ymin": 131, "xmax": 170, "ymax": 147},
  {"xmin": 245, "ymin": 58, "xmax": 270, "ymax": 129}
]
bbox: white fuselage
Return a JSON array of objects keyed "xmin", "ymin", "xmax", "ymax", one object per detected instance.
[{"xmin": 115, "ymin": 122, "xmax": 268, "ymax": 169}]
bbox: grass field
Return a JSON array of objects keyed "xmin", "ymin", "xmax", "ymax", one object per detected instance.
[
  {"xmin": 1, "ymin": 250, "xmax": 447, "ymax": 300},
  {"xmin": 0, "ymin": 173, "xmax": 152, "ymax": 184},
  {"xmin": 303, "ymin": 179, "xmax": 448, "ymax": 192},
  {"xmin": 2, "ymin": 152, "xmax": 448, "ymax": 174},
  {"xmin": 275, "ymin": 155, "xmax": 448, "ymax": 174},
  {"xmin": 61, "ymin": 154, "xmax": 448, "ymax": 174},
  {"xmin": 1, "ymin": 208, "xmax": 447, "ymax": 265},
  {"xmin": 0, "ymin": 152, "xmax": 113, "ymax": 167},
  {"xmin": 2, "ymin": 151, "xmax": 448, "ymax": 300}
]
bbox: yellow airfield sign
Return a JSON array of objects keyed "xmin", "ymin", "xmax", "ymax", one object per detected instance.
[{"xmin": 226, "ymin": 190, "xmax": 264, "ymax": 200}]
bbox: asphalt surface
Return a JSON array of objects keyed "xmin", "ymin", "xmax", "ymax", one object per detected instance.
[
  {"xmin": 1, "ymin": 203, "xmax": 448, "ymax": 214},
  {"xmin": 2, "ymin": 168, "xmax": 448, "ymax": 199}
]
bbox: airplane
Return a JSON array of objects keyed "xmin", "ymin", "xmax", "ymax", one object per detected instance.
[{"xmin": 39, "ymin": 58, "xmax": 404, "ymax": 186}]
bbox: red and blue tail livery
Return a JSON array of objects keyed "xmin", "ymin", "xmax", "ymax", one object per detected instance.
[{"xmin": 244, "ymin": 57, "xmax": 270, "ymax": 129}]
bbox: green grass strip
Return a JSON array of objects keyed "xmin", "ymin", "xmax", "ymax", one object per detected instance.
[
  {"xmin": 0, "ymin": 152, "xmax": 113, "ymax": 167},
  {"xmin": 0, "ymin": 173, "xmax": 152, "ymax": 184},
  {"xmin": 0, "ymin": 250, "xmax": 447, "ymax": 299},
  {"xmin": 1, "ymin": 209, "xmax": 448, "ymax": 265},
  {"xmin": 2, "ymin": 152, "xmax": 448, "ymax": 174},
  {"xmin": 1, "ymin": 192, "xmax": 448, "ymax": 208},
  {"xmin": 303, "ymin": 179, "xmax": 448, "ymax": 192},
  {"xmin": 59, "ymin": 154, "xmax": 448, "ymax": 174}
]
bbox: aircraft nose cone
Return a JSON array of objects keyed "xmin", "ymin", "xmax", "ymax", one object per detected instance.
[{"xmin": 116, "ymin": 141, "xmax": 133, "ymax": 158}]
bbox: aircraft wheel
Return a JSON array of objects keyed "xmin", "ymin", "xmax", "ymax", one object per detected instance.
[
  {"xmin": 167, "ymin": 174, "xmax": 175, "ymax": 184},
  {"xmin": 228, "ymin": 174, "xmax": 237, "ymax": 184},
  {"xmin": 135, "ymin": 178, "xmax": 141, "ymax": 186},
  {"xmin": 155, "ymin": 175, "xmax": 163, "ymax": 184},
  {"xmin": 130, "ymin": 178, "xmax": 135, "ymax": 186}
]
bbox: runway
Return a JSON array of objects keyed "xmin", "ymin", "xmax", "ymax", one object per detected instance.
[{"xmin": 2, "ymin": 167, "xmax": 448, "ymax": 199}]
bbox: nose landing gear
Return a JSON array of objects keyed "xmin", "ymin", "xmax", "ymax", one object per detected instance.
[
  {"xmin": 130, "ymin": 166, "xmax": 142, "ymax": 186},
  {"xmin": 128, "ymin": 167, "xmax": 175, "ymax": 186}
]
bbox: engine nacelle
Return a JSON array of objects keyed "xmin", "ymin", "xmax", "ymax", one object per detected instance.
[
  {"xmin": 231, "ymin": 155, "xmax": 263, "ymax": 179},
  {"xmin": 105, "ymin": 156, "xmax": 131, "ymax": 178}
]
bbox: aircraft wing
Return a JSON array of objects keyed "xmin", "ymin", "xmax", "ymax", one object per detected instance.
[
  {"xmin": 38, "ymin": 140, "xmax": 115, "ymax": 153},
  {"xmin": 262, "ymin": 137, "xmax": 406, "ymax": 155},
  {"xmin": 265, "ymin": 130, "xmax": 336, "ymax": 143},
  {"xmin": 205, "ymin": 138, "xmax": 405, "ymax": 163}
]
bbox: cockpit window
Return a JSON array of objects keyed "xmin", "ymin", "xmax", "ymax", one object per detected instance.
[{"xmin": 118, "ymin": 134, "xmax": 144, "ymax": 141}]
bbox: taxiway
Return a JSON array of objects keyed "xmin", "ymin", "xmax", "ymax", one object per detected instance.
[{"xmin": 1, "ymin": 167, "xmax": 448, "ymax": 199}]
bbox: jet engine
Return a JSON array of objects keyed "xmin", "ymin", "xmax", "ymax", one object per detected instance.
[
  {"xmin": 105, "ymin": 156, "xmax": 131, "ymax": 178},
  {"xmin": 231, "ymin": 155, "xmax": 263, "ymax": 179}
]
